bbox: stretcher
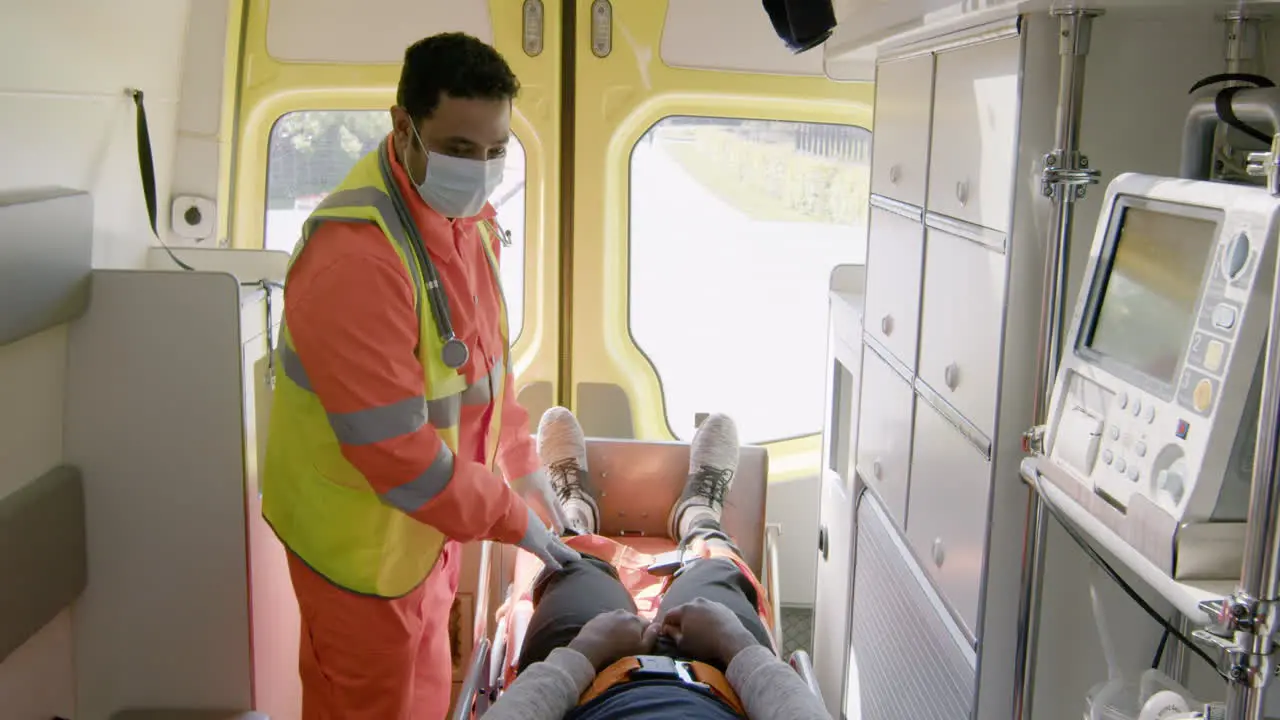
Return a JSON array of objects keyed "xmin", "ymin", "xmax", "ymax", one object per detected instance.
[{"xmin": 452, "ymin": 437, "xmax": 821, "ymax": 719}]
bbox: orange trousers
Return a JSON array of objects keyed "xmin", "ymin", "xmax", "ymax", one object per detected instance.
[{"xmin": 288, "ymin": 541, "xmax": 462, "ymax": 720}]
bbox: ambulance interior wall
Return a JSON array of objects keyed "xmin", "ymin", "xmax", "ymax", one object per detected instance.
[
  {"xmin": 1026, "ymin": 9, "xmax": 1280, "ymax": 719},
  {"xmin": 0, "ymin": 2, "xmax": 229, "ymax": 717}
]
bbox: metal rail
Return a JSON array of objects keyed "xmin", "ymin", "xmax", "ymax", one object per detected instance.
[
  {"xmin": 1013, "ymin": 9, "xmax": 1101, "ymax": 719},
  {"xmin": 765, "ymin": 522, "xmax": 784, "ymax": 648}
]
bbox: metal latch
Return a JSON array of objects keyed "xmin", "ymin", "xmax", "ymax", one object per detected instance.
[
  {"xmin": 1246, "ymin": 133, "xmax": 1280, "ymax": 195},
  {"xmin": 1041, "ymin": 151, "xmax": 1102, "ymax": 200}
]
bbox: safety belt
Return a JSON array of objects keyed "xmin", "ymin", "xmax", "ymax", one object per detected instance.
[
  {"xmin": 128, "ymin": 88, "xmax": 195, "ymax": 271},
  {"xmin": 128, "ymin": 87, "xmax": 284, "ymax": 387}
]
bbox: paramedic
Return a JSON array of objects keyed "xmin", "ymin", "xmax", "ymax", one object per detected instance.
[
  {"xmin": 482, "ymin": 410, "xmax": 831, "ymax": 719},
  {"xmin": 262, "ymin": 32, "xmax": 578, "ymax": 720}
]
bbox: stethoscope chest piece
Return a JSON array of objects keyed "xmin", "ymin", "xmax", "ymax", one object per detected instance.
[{"xmin": 442, "ymin": 337, "xmax": 470, "ymax": 370}]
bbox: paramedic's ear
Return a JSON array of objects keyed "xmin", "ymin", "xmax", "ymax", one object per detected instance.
[{"xmin": 390, "ymin": 106, "xmax": 416, "ymax": 158}]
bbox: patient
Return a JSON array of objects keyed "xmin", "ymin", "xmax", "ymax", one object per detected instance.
[{"xmin": 484, "ymin": 409, "xmax": 831, "ymax": 720}]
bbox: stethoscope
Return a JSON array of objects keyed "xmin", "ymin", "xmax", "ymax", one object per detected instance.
[{"xmin": 377, "ymin": 140, "xmax": 472, "ymax": 369}]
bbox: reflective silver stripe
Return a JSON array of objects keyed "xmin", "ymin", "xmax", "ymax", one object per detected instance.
[
  {"xmin": 303, "ymin": 187, "xmax": 425, "ymax": 306},
  {"xmin": 280, "ymin": 344, "xmax": 313, "ymax": 392},
  {"xmin": 327, "ymin": 396, "xmax": 427, "ymax": 446},
  {"xmin": 381, "ymin": 443, "xmax": 455, "ymax": 512},
  {"xmin": 460, "ymin": 359, "xmax": 505, "ymax": 406},
  {"xmin": 427, "ymin": 394, "xmax": 462, "ymax": 429}
]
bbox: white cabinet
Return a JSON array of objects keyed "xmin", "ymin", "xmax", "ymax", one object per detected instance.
[
  {"xmin": 927, "ymin": 36, "xmax": 1021, "ymax": 232},
  {"xmin": 917, "ymin": 224, "xmax": 1007, "ymax": 439},
  {"xmin": 864, "ymin": 205, "xmax": 926, "ymax": 371},
  {"xmin": 855, "ymin": 346, "xmax": 916, "ymax": 525},
  {"xmin": 905, "ymin": 398, "xmax": 993, "ymax": 640},
  {"xmin": 871, "ymin": 54, "xmax": 936, "ymax": 208}
]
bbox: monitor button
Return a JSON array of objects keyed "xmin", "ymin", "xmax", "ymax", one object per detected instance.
[
  {"xmin": 1135, "ymin": 441, "xmax": 1147, "ymax": 458},
  {"xmin": 1212, "ymin": 304, "xmax": 1238, "ymax": 330},
  {"xmin": 1205, "ymin": 340, "xmax": 1225, "ymax": 373},
  {"xmin": 1115, "ymin": 458, "xmax": 1127, "ymax": 473},
  {"xmin": 1118, "ymin": 392, "xmax": 1129, "ymax": 410},
  {"xmin": 1193, "ymin": 378, "xmax": 1214, "ymax": 413}
]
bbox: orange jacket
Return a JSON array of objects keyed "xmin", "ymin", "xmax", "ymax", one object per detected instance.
[{"xmin": 282, "ymin": 138, "xmax": 539, "ymax": 544}]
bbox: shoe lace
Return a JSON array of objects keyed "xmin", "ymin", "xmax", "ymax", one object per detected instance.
[
  {"xmin": 547, "ymin": 457, "xmax": 587, "ymax": 504},
  {"xmin": 690, "ymin": 465, "xmax": 733, "ymax": 508}
]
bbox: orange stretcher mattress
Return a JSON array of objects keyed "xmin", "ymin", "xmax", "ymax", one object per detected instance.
[{"xmin": 494, "ymin": 534, "xmax": 775, "ymax": 686}]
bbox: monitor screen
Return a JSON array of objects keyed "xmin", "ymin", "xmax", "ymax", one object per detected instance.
[{"xmin": 1086, "ymin": 203, "xmax": 1219, "ymax": 386}]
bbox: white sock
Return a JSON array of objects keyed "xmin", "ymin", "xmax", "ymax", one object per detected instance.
[{"xmin": 678, "ymin": 507, "xmax": 718, "ymax": 539}]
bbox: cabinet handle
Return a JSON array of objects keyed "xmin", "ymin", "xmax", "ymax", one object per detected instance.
[
  {"xmin": 818, "ymin": 525, "xmax": 829, "ymax": 561},
  {"xmin": 932, "ymin": 538, "xmax": 946, "ymax": 568},
  {"xmin": 872, "ymin": 459, "xmax": 883, "ymax": 480},
  {"xmin": 955, "ymin": 180, "xmax": 970, "ymax": 207},
  {"xmin": 880, "ymin": 314, "xmax": 894, "ymax": 336},
  {"xmin": 889, "ymin": 165, "xmax": 902, "ymax": 184},
  {"xmin": 944, "ymin": 362, "xmax": 961, "ymax": 391}
]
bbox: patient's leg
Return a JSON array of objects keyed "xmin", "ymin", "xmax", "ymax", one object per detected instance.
[
  {"xmin": 538, "ymin": 407, "xmax": 601, "ymax": 535},
  {"xmin": 656, "ymin": 529, "xmax": 773, "ymax": 665},
  {"xmin": 516, "ymin": 554, "xmax": 636, "ymax": 673},
  {"xmin": 657, "ymin": 414, "xmax": 772, "ymax": 663}
]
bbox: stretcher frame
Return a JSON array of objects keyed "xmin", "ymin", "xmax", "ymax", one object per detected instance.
[{"xmin": 453, "ymin": 437, "xmax": 821, "ymax": 719}]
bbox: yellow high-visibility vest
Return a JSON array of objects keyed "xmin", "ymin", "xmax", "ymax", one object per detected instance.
[{"xmin": 263, "ymin": 142, "xmax": 509, "ymax": 597}]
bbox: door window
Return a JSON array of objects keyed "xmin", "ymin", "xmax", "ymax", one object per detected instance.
[{"xmin": 628, "ymin": 117, "xmax": 871, "ymax": 443}]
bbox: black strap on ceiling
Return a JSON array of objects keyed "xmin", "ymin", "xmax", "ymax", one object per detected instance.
[{"xmin": 1189, "ymin": 73, "xmax": 1278, "ymax": 145}]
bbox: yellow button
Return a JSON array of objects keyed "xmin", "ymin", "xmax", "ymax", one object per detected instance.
[
  {"xmin": 1205, "ymin": 340, "xmax": 1225, "ymax": 373},
  {"xmin": 1193, "ymin": 378, "xmax": 1214, "ymax": 412}
]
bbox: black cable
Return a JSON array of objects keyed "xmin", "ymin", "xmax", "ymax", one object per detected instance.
[
  {"xmin": 1030, "ymin": 473, "xmax": 1229, "ymax": 680},
  {"xmin": 1151, "ymin": 626, "xmax": 1170, "ymax": 670}
]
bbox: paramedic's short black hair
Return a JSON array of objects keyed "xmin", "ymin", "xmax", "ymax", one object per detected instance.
[{"xmin": 397, "ymin": 33, "xmax": 520, "ymax": 120}]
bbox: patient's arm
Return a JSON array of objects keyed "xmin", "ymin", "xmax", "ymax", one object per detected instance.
[
  {"xmin": 485, "ymin": 610, "xmax": 656, "ymax": 720},
  {"xmin": 482, "ymin": 646, "xmax": 597, "ymax": 720},
  {"xmin": 662, "ymin": 599, "xmax": 831, "ymax": 720},
  {"xmin": 726, "ymin": 645, "xmax": 832, "ymax": 720}
]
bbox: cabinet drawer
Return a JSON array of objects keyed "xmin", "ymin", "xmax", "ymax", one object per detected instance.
[
  {"xmin": 918, "ymin": 225, "xmax": 1005, "ymax": 438},
  {"xmin": 870, "ymin": 54, "xmax": 935, "ymax": 207},
  {"xmin": 855, "ymin": 346, "xmax": 915, "ymax": 526},
  {"xmin": 927, "ymin": 35, "xmax": 1021, "ymax": 231},
  {"xmin": 906, "ymin": 398, "xmax": 992, "ymax": 640},
  {"xmin": 864, "ymin": 205, "xmax": 925, "ymax": 370}
]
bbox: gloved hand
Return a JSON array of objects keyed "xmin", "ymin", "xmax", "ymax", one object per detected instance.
[
  {"xmin": 517, "ymin": 507, "xmax": 581, "ymax": 571},
  {"xmin": 511, "ymin": 469, "xmax": 572, "ymax": 535}
]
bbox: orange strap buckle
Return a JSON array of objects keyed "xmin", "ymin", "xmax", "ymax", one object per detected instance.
[{"xmin": 579, "ymin": 655, "xmax": 745, "ymax": 715}]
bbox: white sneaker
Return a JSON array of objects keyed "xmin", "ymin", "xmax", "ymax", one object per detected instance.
[
  {"xmin": 537, "ymin": 407, "xmax": 600, "ymax": 535},
  {"xmin": 669, "ymin": 414, "xmax": 740, "ymax": 539}
]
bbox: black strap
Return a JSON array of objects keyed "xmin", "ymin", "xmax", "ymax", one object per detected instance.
[
  {"xmin": 1189, "ymin": 73, "xmax": 1278, "ymax": 146},
  {"xmin": 128, "ymin": 88, "xmax": 195, "ymax": 271}
]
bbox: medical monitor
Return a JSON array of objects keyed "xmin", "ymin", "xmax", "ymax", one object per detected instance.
[
  {"xmin": 1044, "ymin": 173, "xmax": 1280, "ymax": 577},
  {"xmin": 1081, "ymin": 201, "xmax": 1220, "ymax": 392}
]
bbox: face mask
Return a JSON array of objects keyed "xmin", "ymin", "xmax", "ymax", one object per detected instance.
[{"xmin": 410, "ymin": 125, "xmax": 505, "ymax": 218}]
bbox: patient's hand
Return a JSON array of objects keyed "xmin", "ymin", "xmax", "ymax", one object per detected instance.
[
  {"xmin": 568, "ymin": 610, "xmax": 659, "ymax": 671},
  {"xmin": 659, "ymin": 598, "xmax": 759, "ymax": 666}
]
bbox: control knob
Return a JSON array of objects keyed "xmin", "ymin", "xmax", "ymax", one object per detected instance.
[{"xmin": 1156, "ymin": 457, "xmax": 1188, "ymax": 507}]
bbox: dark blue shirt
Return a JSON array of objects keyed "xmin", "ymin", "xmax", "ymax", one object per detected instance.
[{"xmin": 569, "ymin": 680, "xmax": 743, "ymax": 720}]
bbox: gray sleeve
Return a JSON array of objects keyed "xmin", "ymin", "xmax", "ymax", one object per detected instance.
[
  {"xmin": 725, "ymin": 645, "xmax": 832, "ymax": 720},
  {"xmin": 482, "ymin": 647, "xmax": 597, "ymax": 720}
]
